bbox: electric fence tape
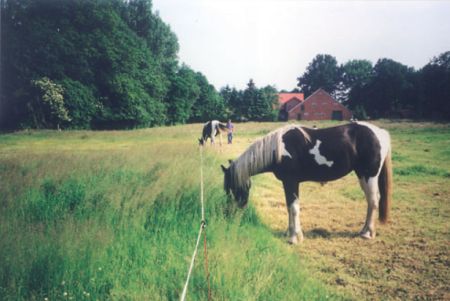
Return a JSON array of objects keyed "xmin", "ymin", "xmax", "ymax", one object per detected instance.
[{"xmin": 180, "ymin": 145, "xmax": 210, "ymax": 301}]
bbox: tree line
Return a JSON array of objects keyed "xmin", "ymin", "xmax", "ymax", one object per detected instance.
[
  {"xmin": 0, "ymin": 0, "xmax": 278, "ymax": 130},
  {"xmin": 1, "ymin": 0, "xmax": 449, "ymax": 130},
  {"xmin": 296, "ymin": 53, "xmax": 450, "ymax": 120}
]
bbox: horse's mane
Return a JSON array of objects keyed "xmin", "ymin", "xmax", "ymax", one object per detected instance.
[{"xmin": 231, "ymin": 125, "xmax": 310, "ymax": 189}]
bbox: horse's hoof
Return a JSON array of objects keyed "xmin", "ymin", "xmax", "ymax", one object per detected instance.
[
  {"xmin": 288, "ymin": 236, "xmax": 298, "ymax": 244},
  {"xmin": 288, "ymin": 235, "xmax": 303, "ymax": 244},
  {"xmin": 359, "ymin": 231, "xmax": 373, "ymax": 239}
]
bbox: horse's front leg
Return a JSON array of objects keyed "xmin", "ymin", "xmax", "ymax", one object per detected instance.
[{"xmin": 283, "ymin": 180, "xmax": 303, "ymax": 244}]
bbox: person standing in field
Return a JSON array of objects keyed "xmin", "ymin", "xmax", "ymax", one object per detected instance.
[{"xmin": 227, "ymin": 119, "xmax": 234, "ymax": 144}]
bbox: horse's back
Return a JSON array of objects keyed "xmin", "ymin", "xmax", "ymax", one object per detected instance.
[{"xmin": 279, "ymin": 123, "xmax": 387, "ymax": 182}]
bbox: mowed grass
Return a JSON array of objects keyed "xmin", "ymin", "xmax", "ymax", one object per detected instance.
[
  {"xmin": 215, "ymin": 120, "xmax": 450, "ymax": 300},
  {"xmin": 0, "ymin": 124, "xmax": 341, "ymax": 300}
]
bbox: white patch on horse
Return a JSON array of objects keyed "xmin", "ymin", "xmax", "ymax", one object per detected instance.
[
  {"xmin": 309, "ymin": 140, "xmax": 333, "ymax": 167},
  {"xmin": 211, "ymin": 120, "xmax": 219, "ymax": 131},
  {"xmin": 210, "ymin": 120, "xmax": 219, "ymax": 143},
  {"xmin": 281, "ymin": 140, "xmax": 292, "ymax": 158},
  {"xmin": 288, "ymin": 197, "xmax": 302, "ymax": 244},
  {"xmin": 357, "ymin": 121, "xmax": 391, "ymax": 175}
]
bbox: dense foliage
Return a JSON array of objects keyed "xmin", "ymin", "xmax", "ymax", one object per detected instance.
[
  {"xmin": 297, "ymin": 52, "xmax": 450, "ymax": 120},
  {"xmin": 1, "ymin": 0, "xmax": 278, "ymax": 130},
  {"xmin": 297, "ymin": 54, "xmax": 341, "ymax": 98},
  {"xmin": 220, "ymin": 80, "xmax": 278, "ymax": 122}
]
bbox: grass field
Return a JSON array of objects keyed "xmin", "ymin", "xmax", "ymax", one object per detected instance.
[{"xmin": 1, "ymin": 120, "xmax": 449, "ymax": 300}]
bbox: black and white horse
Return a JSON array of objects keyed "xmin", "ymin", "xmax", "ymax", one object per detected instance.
[
  {"xmin": 199, "ymin": 120, "xmax": 228, "ymax": 146},
  {"xmin": 221, "ymin": 122, "xmax": 393, "ymax": 244}
]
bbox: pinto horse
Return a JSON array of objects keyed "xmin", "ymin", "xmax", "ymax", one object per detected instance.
[
  {"xmin": 221, "ymin": 122, "xmax": 393, "ymax": 244},
  {"xmin": 199, "ymin": 120, "xmax": 228, "ymax": 146}
]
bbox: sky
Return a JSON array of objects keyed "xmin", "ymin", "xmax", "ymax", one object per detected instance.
[{"xmin": 152, "ymin": 0, "xmax": 450, "ymax": 91}]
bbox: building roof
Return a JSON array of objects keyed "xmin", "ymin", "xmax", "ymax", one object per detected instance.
[
  {"xmin": 302, "ymin": 88, "xmax": 332, "ymax": 104},
  {"xmin": 278, "ymin": 93, "xmax": 304, "ymax": 105},
  {"xmin": 294, "ymin": 88, "xmax": 351, "ymax": 113}
]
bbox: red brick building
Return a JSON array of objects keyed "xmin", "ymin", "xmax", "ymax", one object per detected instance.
[
  {"xmin": 277, "ymin": 92, "xmax": 304, "ymax": 120},
  {"xmin": 278, "ymin": 88, "xmax": 352, "ymax": 121}
]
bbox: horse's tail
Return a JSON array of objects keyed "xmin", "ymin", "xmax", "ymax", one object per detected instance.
[
  {"xmin": 378, "ymin": 145, "xmax": 393, "ymax": 224},
  {"xmin": 218, "ymin": 122, "xmax": 228, "ymax": 131}
]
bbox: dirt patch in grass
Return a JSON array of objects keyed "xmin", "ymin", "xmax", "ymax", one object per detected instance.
[{"xmin": 251, "ymin": 173, "xmax": 449, "ymax": 301}]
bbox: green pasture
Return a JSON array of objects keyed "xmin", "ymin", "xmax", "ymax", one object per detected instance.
[
  {"xmin": 1, "ymin": 121, "xmax": 449, "ymax": 300},
  {"xmin": 0, "ymin": 124, "xmax": 339, "ymax": 300}
]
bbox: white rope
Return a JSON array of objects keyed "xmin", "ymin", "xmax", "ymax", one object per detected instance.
[
  {"xmin": 180, "ymin": 145, "xmax": 206, "ymax": 301},
  {"xmin": 180, "ymin": 222, "xmax": 205, "ymax": 301},
  {"xmin": 200, "ymin": 145, "xmax": 205, "ymax": 222}
]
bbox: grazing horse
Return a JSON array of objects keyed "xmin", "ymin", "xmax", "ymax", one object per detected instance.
[
  {"xmin": 221, "ymin": 122, "xmax": 393, "ymax": 244},
  {"xmin": 199, "ymin": 120, "xmax": 228, "ymax": 146}
]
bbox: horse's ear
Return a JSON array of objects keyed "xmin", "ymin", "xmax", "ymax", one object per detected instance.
[
  {"xmin": 228, "ymin": 159, "xmax": 233, "ymax": 164},
  {"xmin": 221, "ymin": 164, "xmax": 228, "ymax": 173}
]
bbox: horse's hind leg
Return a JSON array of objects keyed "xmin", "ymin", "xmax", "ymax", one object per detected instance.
[
  {"xmin": 283, "ymin": 180, "xmax": 303, "ymax": 244},
  {"xmin": 358, "ymin": 176, "xmax": 380, "ymax": 239}
]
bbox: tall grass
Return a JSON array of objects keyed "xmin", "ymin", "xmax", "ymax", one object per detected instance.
[{"xmin": 0, "ymin": 128, "xmax": 340, "ymax": 300}]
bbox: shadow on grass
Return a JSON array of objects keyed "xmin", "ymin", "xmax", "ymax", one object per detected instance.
[
  {"xmin": 272, "ymin": 228, "xmax": 358, "ymax": 240},
  {"xmin": 306, "ymin": 228, "xmax": 358, "ymax": 239}
]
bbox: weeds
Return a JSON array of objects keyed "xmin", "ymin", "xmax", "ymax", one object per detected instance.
[{"xmin": 0, "ymin": 126, "xmax": 340, "ymax": 300}]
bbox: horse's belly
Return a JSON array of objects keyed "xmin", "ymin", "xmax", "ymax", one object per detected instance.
[{"xmin": 301, "ymin": 166, "xmax": 353, "ymax": 183}]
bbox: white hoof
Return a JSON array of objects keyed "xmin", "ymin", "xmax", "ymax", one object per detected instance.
[
  {"xmin": 359, "ymin": 230, "xmax": 375, "ymax": 239},
  {"xmin": 288, "ymin": 233, "xmax": 304, "ymax": 245},
  {"xmin": 288, "ymin": 236, "xmax": 298, "ymax": 244}
]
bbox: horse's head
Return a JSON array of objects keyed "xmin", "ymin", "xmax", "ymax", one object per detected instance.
[
  {"xmin": 198, "ymin": 138, "xmax": 205, "ymax": 146},
  {"xmin": 221, "ymin": 161, "xmax": 251, "ymax": 208}
]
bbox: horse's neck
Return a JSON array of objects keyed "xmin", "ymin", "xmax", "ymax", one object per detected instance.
[{"xmin": 232, "ymin": 148, "xmax": 272, "ymax": 185}]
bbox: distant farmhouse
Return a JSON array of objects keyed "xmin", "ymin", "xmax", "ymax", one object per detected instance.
[{"xmin": 278, "ymin": 88, "xmax": 352, "ymax": 121}]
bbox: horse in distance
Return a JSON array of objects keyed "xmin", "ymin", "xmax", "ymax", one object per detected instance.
[
  {"xmin": 199, "ymin": 120, "xmax": 228, "ymax": 146},
  {"xmin": 221, "ymin": 122, "xmax": 393, "ymax": 244}
]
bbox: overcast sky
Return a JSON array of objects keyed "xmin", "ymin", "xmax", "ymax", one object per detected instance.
[{"xmin": 152, "ymin": 0, "xmax": 450, "ymax": 91}]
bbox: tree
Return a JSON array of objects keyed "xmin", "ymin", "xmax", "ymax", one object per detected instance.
[
  {"xmin": 340, "ymin": 60, "xmax": 373, "ymax": 109},
  {"xmin": 241, "ymin": 79, "xmax": 277, "ymax": 121},
  {"xmin": 297, "ymin": 54, "xmax": 341, "ymax": 97},
  {"xmin": 259, "ymin": 85, "xmax": 279, "ymax": 121},
  {"xmin": 190, "ymin": 72, "xmax": 226, "ymax": 122},
  {"xmin": 242, "ymin": 79, "xmax": 259, "ymax": 119},
  {"xmin": 1, "ymin": 0, "xmax": 177, "ymax": 129},
  {"xmin": 363, "ymin": 58, "xmax": 416, "ymax": 118},
  {"xmin": 220, "ymin": 86, "xmax": 243, "ymax": 120},
  {"xmin": 166, "ymin": 65, "xmax": 200, "ymax": 124},
  {"xmin": 30, "ymin": 77, "xmax": 70, "ymax": 130},
  {"xmin": 420, "ymin": 51, "xmax": 450, "ymax": 119},
  {"xmin": 59, "ymin": 79, "xmax": 99, "ymax": 129},
  {"xmin": 341, "ymin": 60, "xmax": 373, "ymax": 88},
  {"xmin": 122, "ymin": 0, "xmax": 179, "ymax": 73}
]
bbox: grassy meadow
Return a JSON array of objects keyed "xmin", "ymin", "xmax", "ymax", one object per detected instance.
[
  {"xmin": 0, "ymin": 124, "xmax": 339, "ymax": 301},
  {"xmin": 1, "ymin": 120, "xmax": 449, "ymax": 300}
]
